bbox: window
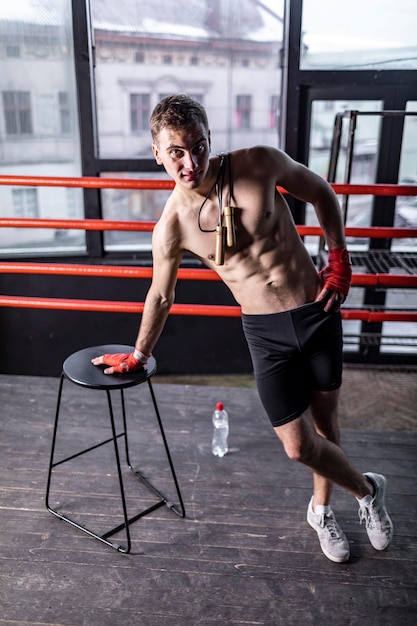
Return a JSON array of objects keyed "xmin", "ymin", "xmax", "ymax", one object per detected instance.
[
  {"xmin": 301, "ymin": 0, "xmax": 417, "ymax": 70},
  {"xmin": 12, "ymin": 189, "xmax": 39, "ymax": 218},
  {"xmin": 3, "ymin": 91, "xmax": 32, "ymax": 135},
  {"xmin": 6, "ymin": 45, "xmax": 20, "ymax": 58},
  {"xmin": 130, "ymin": 94, "xmax": 151, "ymax": 133},
  {"xmin": 0, "ymin": 0, "xmax": 83, "ymax": 256},
  {"xmin": 91, "ymin": 0, "xmax": 282, "ymax": 159},
  {"xmin": 188, "ymin": 94, "xmax": 204, "ymax": 106},
  {"xmin": 236, "ymin": 95, "xmax": 252, "ymax": 129},
  {"xmin": 59, "ymin": 91, "xmax": 71, "ymax": 133},
  {"xmin": 89, "ymin": 0, "xmax": 283, "ymax": 250}
]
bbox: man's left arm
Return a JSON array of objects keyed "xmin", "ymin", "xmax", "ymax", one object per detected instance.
[{"xmin": 275, "ymin": 150, "xmax": 352, "ymax": 311}]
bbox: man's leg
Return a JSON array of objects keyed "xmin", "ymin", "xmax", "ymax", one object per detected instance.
[
  {"xmin": 304, "ymin": 389, "xmax": 350, "ymax": 562},
  {"xmin": 273, "ymin": 400, "xmax": 394, "ymax": 555},
  {"xmin": 273, "ymin": 407, "xmax": 371, "ymax": 499},
  {"xmin": 309, "ymin": 389, "xmax": 341, "ymax": 508}
]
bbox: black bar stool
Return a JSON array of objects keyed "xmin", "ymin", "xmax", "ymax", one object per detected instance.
[{"xmin": 46, "ymin": 344, "xmax": 185, "ymax": 553}]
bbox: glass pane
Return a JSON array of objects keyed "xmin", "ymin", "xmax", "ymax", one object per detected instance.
[
  {"xmin": 306, "ymin": 99, "xmax": 381, "ymax": 355},
  {"xmin": 395, "ymin": 103, "xmax": 417, "ymax": 250},
  {"xmin": 399, "ymin": 103, "xmax": 417, "ymax": 183},
  {"xmin": 91, "ymin": 0, "xmax": 284, "ymax": 159},
  {"xmin": 301, "ymin": 0, "xmax": 417, "ymax": 70},
  {"xmin": 0, "ymin": 1, "xmax": 84, "ymax": 256}
]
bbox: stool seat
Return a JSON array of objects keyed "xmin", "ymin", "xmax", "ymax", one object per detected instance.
[
  {"xmin": 46, "ymin": 345, "xmax": 185, "ymax": 553},
  {"xmin": 63, "ymin": 344, "xmax": 157, "ymax": 390}
]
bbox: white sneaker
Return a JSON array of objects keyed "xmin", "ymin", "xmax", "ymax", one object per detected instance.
[
  {"xmin": 357, "ymin": 472, "xmax": 394, "ymax": 550},
  {"xmin": 307, "ymin": 496, "xmax": 350, "ymax": 563}
]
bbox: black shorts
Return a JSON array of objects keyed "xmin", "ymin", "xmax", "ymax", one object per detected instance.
[{"xmin": 241, "ymin": 300, "xmax": 343, "ymax": 427}]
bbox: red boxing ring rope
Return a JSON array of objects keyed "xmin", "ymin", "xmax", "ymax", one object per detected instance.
[
  {"xmin": 0, "ymin": 174, "xmax": 416, "ymax": 198},
  {"xmin": 0, "ymin": 262, "xmax": 416, "ymax": 288},
  {"xmin": 0, "ymin": 175, "xmax": 415, "ymax": 324},
  {"xmin": 0, "ymin": 294, "xmax": 415, "ymax": 323},
  {"xmin": 0, "ymin": 218, "xmax": 415, "ymax": 241}
]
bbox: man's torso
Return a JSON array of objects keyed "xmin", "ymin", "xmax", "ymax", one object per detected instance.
[{"xmin": 160, "ymin": 147, "xmax": 321, "ymax": 314}]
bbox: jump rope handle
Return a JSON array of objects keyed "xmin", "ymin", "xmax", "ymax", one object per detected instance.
[
  {"xmin": 224, "ymin": 206, "xmax": 236, "ymax": 247},
  {"xmin": 215, "ymin": 225, "xmax": 226, "ymax": 266}
]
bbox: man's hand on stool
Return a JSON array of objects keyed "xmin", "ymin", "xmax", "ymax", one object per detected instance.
[{"xmin": 91, "ymin": 349, "xmax": 149, "ymax": 375}]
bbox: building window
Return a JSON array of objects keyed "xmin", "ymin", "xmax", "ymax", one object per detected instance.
[
  {"xmin": 135, "ymin": 51, "xmax": 144, "ymax": 63},
  {"xmin": 130, "ymin": 93, "xmax": 151, "ymax": 133},
  {"xmin": 163, "ymin": 54, "xmax": 173, "ymax": 65},
  {"xmin": 269, "ymin": 95, "xmax": 279, "ymax": 128},
  {"xmin": 6, "ymin": 45, "xmax": 20, "ymax": 58},
  {"xmin": 59, "ymin": 92, "xmax": 71, "ymax": 133},
  {"xmin": 12, "ymin": 188, "xmax": 39, "ymax": 218},
  {"xmin": 188, "ymin": 94, "xmax": 204, "ymax": 106},
  {"xmin": 2, "ymin": 91, "xmax": 33, "ymax": 135},
  {"xmin": 159, "ymin": 93, "xmax": 173, "ymax": 102},
  {"xmin": 236, "ymin": 95, "xmax": 252, "ymax": 129},
  {"xmin": 190, "ymin": 56, "xmax": 199, "ymax": 66}
]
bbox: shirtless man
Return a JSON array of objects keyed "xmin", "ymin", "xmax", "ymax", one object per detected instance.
[{"xmin": 92, "ymin": 94, "xmax": 393, "ymax": 562}]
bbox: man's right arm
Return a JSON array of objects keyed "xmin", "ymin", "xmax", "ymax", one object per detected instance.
[
  {"xmin": 92, "ymin": 214, "xmax": 183, "ymax": 374},
  {"xmin": 134, "ymin": 218, "xmax": 183, "ymax": 356}
]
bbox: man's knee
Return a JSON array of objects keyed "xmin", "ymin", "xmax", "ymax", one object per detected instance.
[
  {"xmin": 283, "ymin": 438, "xmax": 317, "ymax": 463},
  {"xmin": 274, "ymin": 415, "xmax": 318, "ymax": 463}
]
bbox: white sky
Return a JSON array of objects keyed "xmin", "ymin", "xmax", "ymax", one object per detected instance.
[
  {"xmin": 2, "ymin": 1, "xmax": 417, "ymax": 52},
  {"xmin": 300, "ymin": 0, "xmax": 416, "ymax": 52},
  {"xmin": 262, "ymin": 0, "xmax": 416, "ymax": 51}
]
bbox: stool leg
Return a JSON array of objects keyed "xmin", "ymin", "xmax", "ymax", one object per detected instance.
[
  {"xmin": 119, "ymin": 387, "xmax": 131, "ymax": 466},
  {"xmin": 134, "ymin": 379, "xmax": 185, "ymax": 517},
  {"xmin": 102, "ymin": 389, "xmax": 132, "ymax": 553},
  {"xmin": 146, "ymin": 380, "xmax": 185, "ymax": 518},
  {"xmin": 46, "ymin": 377, "xmax": 133, "ymax": 552},
  {"xmin": 45, "ymin": 373, "xmax": 64, "ymax": 512},
  {"xmin": 120, "ymin": 382, "xmax": 185, "ymax": 519}
]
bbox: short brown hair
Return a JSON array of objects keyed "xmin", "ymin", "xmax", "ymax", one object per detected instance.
[{"xmin": 150, "ymin": 94, "xmax": 209, "ymax": 142}]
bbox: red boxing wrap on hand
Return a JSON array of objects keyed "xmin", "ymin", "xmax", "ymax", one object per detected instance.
[
  {"xmin": 100, "ymin": 352, "xmax": 144, "ymax": 373},
  {"xmin": 319, "ymin": 248, "xmax": 352, "ymax": 299}
]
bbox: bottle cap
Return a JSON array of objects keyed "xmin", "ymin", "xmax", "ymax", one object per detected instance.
[{"xmin": 216, "ymin": 402, "xmax": 224, "ymax": 411}]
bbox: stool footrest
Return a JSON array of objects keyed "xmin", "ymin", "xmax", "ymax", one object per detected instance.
[
  {"xmin": 129, "ymin": 464, "xmax": 185, "ymax": 518},
  {"xmin": 102, "ymin": 499, "xmax": 166, "ymax": 540},
  {"xmin": 51, "ymin": 432, "xmax": 125, "ymax": 468}
]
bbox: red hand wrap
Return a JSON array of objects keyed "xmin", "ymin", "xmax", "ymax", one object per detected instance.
[
  {"xmin": 100, "ymin": 352, "xmax": 144, "ymax": 373},
  {"xmin": 319, "ymin": 248, "xmax": 352, "ymax": 298}
]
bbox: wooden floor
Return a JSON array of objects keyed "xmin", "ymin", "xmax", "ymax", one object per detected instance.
[{"xmin": 1, "ymin": 372, "xmax": 416, "ymax": 626}]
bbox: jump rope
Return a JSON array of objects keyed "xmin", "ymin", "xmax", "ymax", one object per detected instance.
[{"xmin": 197, "ymin": 152, "xmax": 236, "ymax": 265}]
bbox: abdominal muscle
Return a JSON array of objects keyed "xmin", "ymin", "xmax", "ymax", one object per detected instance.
[
  {"xmin": 215, "ymin": 245, "xmax": 322, "ymax": 314},
  {"xmin": 229, "ymin": 276, "xmax": 320, "ymax": 315}
]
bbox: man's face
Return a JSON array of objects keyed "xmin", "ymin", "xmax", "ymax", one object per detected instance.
[{"xmin": 152, "ymin": 121, "xmax": 211, "ymax": 190}]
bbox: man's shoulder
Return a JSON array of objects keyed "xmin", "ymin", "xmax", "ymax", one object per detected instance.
[
  {"xmin": 231, "ymin": 145, "xmax": 285, "ymax": 164},
  {"xmin": 156, "ymin": 199, "xmax": 180, "ymax": 229},
  {"xmin": 229, "ymin": 145, "xmax": 286, "ymax": 177}
]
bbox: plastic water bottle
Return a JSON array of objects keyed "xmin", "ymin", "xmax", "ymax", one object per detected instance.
[{"xmin": 212, "ymin": 401, "xmax": 229, "ymax": 457}]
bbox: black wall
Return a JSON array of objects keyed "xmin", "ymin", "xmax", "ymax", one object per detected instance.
[{"xmin": 0, "ymin": 273, "xmax": 252, "ymax": 377}]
